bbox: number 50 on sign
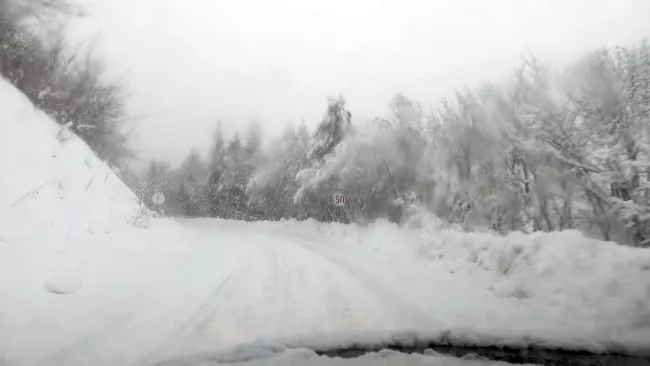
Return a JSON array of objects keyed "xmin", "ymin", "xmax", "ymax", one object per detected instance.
[{"xmin": 332, "ymin": 192, "xmax": 347, "ymax": 207}]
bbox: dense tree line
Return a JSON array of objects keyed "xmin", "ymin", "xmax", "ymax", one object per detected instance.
[
  {"xmin": 143, "ymin": 43, "xmax": 650, "ymax": 247},
  {"xmin": 1, "ymin": 0, "xmax": 134, "ymax": 182}
]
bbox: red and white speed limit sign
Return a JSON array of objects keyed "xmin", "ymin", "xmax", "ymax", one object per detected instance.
[{"xmin": 332, "ymin": 192, "xmax": 348, "ymax": 207}]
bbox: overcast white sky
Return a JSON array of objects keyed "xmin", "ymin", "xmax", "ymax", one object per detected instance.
[{"xmin": 69, "ymin": 0, "xmax": 650, "ymax": 166}]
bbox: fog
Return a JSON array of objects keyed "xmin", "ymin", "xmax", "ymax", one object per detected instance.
[{"xmin": 69, "ymin": 0, "xmax": 650, "ymax": 165}]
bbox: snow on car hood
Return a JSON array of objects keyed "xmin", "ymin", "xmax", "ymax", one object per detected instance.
[
  {"xmin": 153, "ymin": 329, "xmax": 650, "ymax": 366},
  {"xmin": 156, "ymin": 347, "xmax": 514, "ymax": 366}
]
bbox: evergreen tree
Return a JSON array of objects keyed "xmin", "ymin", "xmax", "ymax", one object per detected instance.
[
  {"xmin": 294, "ymin": 97, "xmax": 353, "ymax": 222},
  {"xmin": 248, "ymin": 123, "xmax": 310, "ymax": 219},
  {"xmin": 208, "ymin": 121, "xmax": 226, "ymax": 172},
  {"xmin": 308, "ymin": 97, "xmax": 352, "ymax": 163},
  {"xmin": 178, "ymin": 149, "xmax": 206, "ymax": 184},
  {"xmin": 243, "ymin": 120, "xmax": 263, "ymax": 162},
  {"xmin": 205, "ymin": 122, "xmax": 227, "ymax": 217}
]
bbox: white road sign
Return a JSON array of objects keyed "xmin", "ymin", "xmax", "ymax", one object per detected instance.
[
  {"xmin": 332, "ymin": 192, "xmax": 347, "ymax": 207},
  {"xmin": 152, "ymin": 191, "xmax": 166, "ymax": 205}
]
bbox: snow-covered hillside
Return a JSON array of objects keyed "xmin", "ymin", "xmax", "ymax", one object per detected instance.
[
  {"xmin": 1, "ymin": 77, "xmax": 649, "ymax": 366},
  {"xmin": 0, "ymin": 78, "xmax": 149, "ymax": 234},
  {"xmin": 0, "ymin": 78, "xmax": 185, "ymax": 365}
]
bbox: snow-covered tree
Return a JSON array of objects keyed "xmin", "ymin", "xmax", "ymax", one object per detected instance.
[
  {"xmin": 568, "ymin": 44, "xmax": 650, "ymax": 246},
  {"xmin": 178, "ymin": 149, "xmax": 206, "ymax": 184},
  {"xmin": 295, "ymin": 95, "xmax": 428, "ymax": 223},
  {"xmin": 172, "ymin": 176, "xmax": 207, "ymax": 217},
  {"xmin": 207, "ymin": 121, "xmax": 226, "ymax": 172},
  {"xmin": 248, "ymin": 123, "xmax": 310, "ymax": 219},
  {"xmin": 427, "ymin": 90, "xmax": 506, "ymax": 229},
  {"xmin": 294, "ymin": 97, "xmax": 353, "ymax": 222},
  {"xmin": 308, "ymin": 97, "xmax": 352, "ymax": 163},
  {"xmin": 205, "ymin": 132, "xmax": 256, "ymax": 219},
  {"xmin": 141, "ymin": 40, "xmax": 650, "ymax": 247},
  {"xmin": 243, "ymin": 120, "xmax": 263, "ymax": 162},
  {"xmin": 0, "ymin": 0, "xmax": 131, "ymax": 170}
]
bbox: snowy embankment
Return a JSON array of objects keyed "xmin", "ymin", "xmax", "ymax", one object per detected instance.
[{"xmin": 0, "ymin": 78, "xmax": 189, "ymax": 365}]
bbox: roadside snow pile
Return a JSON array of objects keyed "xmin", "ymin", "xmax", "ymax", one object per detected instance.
[{"xmin": 403, "ymin": 214, "xmax": 650, "ymax": 334}]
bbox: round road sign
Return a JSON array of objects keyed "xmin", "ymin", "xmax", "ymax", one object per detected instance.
[
  {"xmin": 152, "ymin": 191, "xmax": 166, "ymax": 205},
  {"xmin": 332, "ymin": 192, "xmax": 347, "ymax": 207}
]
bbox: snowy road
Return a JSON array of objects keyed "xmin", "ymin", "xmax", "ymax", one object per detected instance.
[
  {"xmin": 5, "ymin": 217, "xmax": 650, "ymax": 366},
  {"xmin": 146, "ymin": 220, "xmax": 439, "ymax": 358},
  {"xmin": 23, "ymin": 219, "xmax": 441, "ymax": 366}
]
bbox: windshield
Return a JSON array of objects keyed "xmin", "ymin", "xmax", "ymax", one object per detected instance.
[{"xmin": 2, "ymin": 1, "xmax": 650, "ymax": 365}]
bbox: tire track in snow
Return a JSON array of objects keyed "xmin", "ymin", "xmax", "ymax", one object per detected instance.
[
  {"xmin": 238, "ymin": 229, "xmax": 441, "ymax": 330},
  {"xmin": 303, "ymin": 241, "xmax": 440, "ymax": 328},
  {"xmin": 31, "ymin": 268, "xmax": 203, "ymax": 366},
  {"xmin": 137, "ymin": 219, "xmax": 442, "ymax": 363},
  {"xmin": 31, "ymin": 301, "xmax": 141, "ymax": 366},
  {"xmin": 184, "ymin": 228, "xmax": 389, "ymax": 342},
  {"xmin": 140, "ymin": 257, "xmax": 252, "ymax": 365},
  {"xmin": 32, "ymin": 227, "xmax": 251, "ymax": 366}
]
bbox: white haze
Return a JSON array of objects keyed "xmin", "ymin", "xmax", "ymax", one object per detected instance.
[{"xmin": 68, "ymin": 0, "xmax": 650, "ymax": 165}]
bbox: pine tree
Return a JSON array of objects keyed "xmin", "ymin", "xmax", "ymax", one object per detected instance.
[
  {"xmin": 178, "ymin": 149, "xmax": 206, "ymax": 184},
  {"xmin": 243, "ymin": 120, "xmax": 263, "ymax": 162},
  {"xmin": 205, "ymin": 122, "xmax": 227, "ymax": 217},
  {"xmin": 208, "ymin": 121, "xmax": 226, "ymax": 172},
  {"xmin": 293, "ymin": 97, "xmax": 354, "ymax": 222},
  {"xmin": 173, "ymin": 178, "xmax": 191, "ymax": 216},
  {"xmin": 248, "ymin": 123, "xmax": 310, "ymax": 219},
  {"xmin": 308, "ymin": 97, "xmax": 352, "ymax": 163}
]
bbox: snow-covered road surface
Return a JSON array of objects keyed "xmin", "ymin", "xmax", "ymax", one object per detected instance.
[
  {"xmin": 142, "ymin": 219, "xmax": 442, "ymax": 362},
  {"xmin": 9, "ymin": 218, "xmax": 440, "ymax": 366}
]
